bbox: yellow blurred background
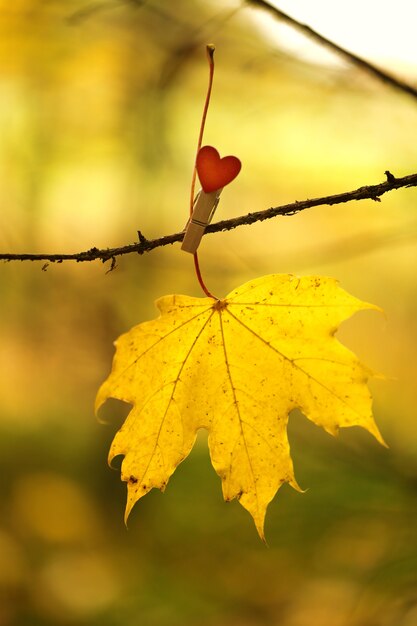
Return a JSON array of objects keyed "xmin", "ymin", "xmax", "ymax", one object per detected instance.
[{"xmin": 0, "ymin": 1, "xmax": 416, "ymax": 625}]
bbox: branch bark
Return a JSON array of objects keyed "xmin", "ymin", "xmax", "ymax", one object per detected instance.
[
  {"xmin": 247, "ymin": 0, "xmax": 417, "ymax": 102},
  {"xmin": 1, "ymin": 171, "xmax": 416, "ymax": 265}
]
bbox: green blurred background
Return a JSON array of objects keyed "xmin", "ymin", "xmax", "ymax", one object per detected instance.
[{"xmin": 1, "ymin": 1, "xmax": 417, "ymax": 624}]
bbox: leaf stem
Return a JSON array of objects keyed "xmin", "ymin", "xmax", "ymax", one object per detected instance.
[
  {"xmin": 190, "ymin": 45, "xmax": 217, "ymax": 300},
  {"xmin": 193, "ymin": 253, "xmax": 215, "ymax": 298},
  {"xmin": 189, "ymin": 45, "xmax": 215, "ymax": 218}
]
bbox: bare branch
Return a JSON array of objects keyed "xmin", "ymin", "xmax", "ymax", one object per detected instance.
[
  {"xmin": 1, "ymin": 171, "xmax": 416, "ymax": 265},
  {"xmin": 247, "ymin": 0, "xmax": 417, "ymax": 102}
]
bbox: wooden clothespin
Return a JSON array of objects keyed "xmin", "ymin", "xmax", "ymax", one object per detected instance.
[
  {"xmin": 181, "ymin": 145, "xmax": 241, "ymax": 255},
  {"xmin": 181, "ymin": 188, "xmax": 222, "ymax": 254}
]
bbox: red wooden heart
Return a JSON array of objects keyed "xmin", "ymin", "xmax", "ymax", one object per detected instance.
[{"xmin": 196, "ymin": 145, "xmax": 241, "ymax": 193}]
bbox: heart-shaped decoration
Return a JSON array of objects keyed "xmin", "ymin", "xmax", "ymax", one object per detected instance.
[{"xmin": 196, "ymin": 145, "xmax": 241, "ymax": 193}]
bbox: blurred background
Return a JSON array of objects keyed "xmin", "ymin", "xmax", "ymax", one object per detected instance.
[{"xmin": 0, "ymin": 1, "xmax": 417, "ymax": 624}]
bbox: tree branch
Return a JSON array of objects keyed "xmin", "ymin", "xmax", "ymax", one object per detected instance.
[
  {"xmin": 247, "ymin": 0, "xmax": 417, "ymax": 102},
  {"xmin": 1, "ymin": 171, "xmax": 416, "ymax": 264}
]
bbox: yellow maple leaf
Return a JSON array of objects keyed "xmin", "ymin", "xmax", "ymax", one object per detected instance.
[{"xmin": 96, "ymin": 274, "xmax": 384, "ymax": 539}]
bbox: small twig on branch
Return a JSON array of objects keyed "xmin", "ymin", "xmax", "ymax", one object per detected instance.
[
  {"xmin": 247, "ymin": 0, "xmax": 417, "ymax": 102},
  {"xmin": 0, "ymin": 172, "xmax": 416, "ymax": 265}
]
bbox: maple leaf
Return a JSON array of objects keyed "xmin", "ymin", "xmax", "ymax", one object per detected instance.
[{"xmin": 96, "ymin": 274, "xmax": 384, "ymax": 539}]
